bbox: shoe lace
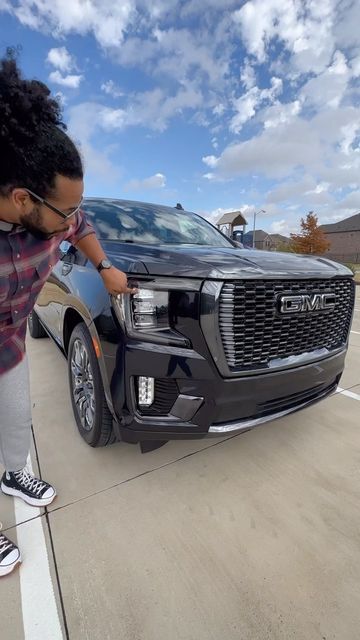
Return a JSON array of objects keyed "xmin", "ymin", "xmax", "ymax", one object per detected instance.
[
  {"xmin": 0, "ymin": 523, "xmax": 13, "ymax": 555},
  {"xmin": 14, "ymin": 467, "xmax": 47, "ymax": 496}
]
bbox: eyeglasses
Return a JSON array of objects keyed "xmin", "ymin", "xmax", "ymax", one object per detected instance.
[{"xmin": 24, "ymin": 188, "xmax": 83, "ymax": 221}]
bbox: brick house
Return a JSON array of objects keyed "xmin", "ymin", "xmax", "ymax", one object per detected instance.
[
  {"xmin": 269, "ymin": 234, "xmax": 291, "ymax": 250},
  {"xmin": 243, "ymin": 230, "xmax": 291, "ymax": 251},
  {"xmin": 243, "ymin": 230, "xmax": 272, "ymax": 249},
  {"xmin": 320, "ymin": 212, "xmax": 360, "ymax": 263}
]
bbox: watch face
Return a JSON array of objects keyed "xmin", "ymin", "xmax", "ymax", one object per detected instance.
[{"xmin": 102, "ymin": 259, "xmax": 112, "ymax": 269}]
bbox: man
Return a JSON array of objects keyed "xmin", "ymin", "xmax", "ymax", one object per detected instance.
[{"xmin": 0, "ymin": 51, "xmax": 134, "ymax": 577}]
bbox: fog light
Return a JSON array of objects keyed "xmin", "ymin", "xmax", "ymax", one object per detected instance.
[{"xmin": 138, "ymin": 376, "xmax": 155, "ymax": 407}]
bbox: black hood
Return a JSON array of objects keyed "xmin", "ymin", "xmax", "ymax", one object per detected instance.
[{"xmin": 102, "ymin": 241, "xmax": 352, "ymax": 280}]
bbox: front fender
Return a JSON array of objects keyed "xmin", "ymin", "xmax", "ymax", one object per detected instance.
[{"xmin": 62, "ymin": 299, "xmax": 117, "ymax": 419}]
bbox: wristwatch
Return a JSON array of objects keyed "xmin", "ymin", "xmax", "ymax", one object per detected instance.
[{"xmin": 96, "ymin": 258, "xmax": 112, "ymax": 273}]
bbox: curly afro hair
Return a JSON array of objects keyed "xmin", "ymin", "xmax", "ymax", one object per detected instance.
[{"xmin": 0, "ymin": 48, "xmax": 83, "ymax": 197}]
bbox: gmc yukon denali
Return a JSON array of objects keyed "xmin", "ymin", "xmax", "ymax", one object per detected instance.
[{"xmin": 29, "ymin": 198, "xmax": 355, "ymax": 450}]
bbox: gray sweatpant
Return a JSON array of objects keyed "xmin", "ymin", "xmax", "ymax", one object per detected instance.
[{"xmin": 0, "ymin": 356, "xmax": 32, "ymax": 472}]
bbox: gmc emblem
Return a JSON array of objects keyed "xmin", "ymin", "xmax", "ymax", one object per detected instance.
[{"xmin": 279, "ymin": 293, "xmax": 336, "ymax": 314}]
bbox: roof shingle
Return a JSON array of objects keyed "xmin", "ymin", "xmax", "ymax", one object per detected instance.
[{"xmin": 320, "ymin": 212, "xmax": 360, "ymax": 233}]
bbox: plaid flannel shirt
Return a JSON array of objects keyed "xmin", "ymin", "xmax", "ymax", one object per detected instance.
[{"xmin": 0, "ymin": 210, "xmax": 95, "ymax": 374}]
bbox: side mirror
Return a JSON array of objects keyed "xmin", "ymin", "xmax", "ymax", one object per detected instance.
[
  {"xmin": 60, "ymin": 244, "xmax": 88, "ymax": 267},
  {"xmin": 59, "ymin": 241, "xmax": 72, "ymax": 260}
]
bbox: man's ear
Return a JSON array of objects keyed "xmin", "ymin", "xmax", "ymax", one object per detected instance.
[{"xmin": 11, "ymin": 188, "xmax": 32, "ymax": 212}]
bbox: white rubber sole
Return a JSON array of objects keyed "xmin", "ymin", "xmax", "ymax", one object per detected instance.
[
  {"xmin": 0, "ymin": 554, "xmax": 22, "ymax": 577},
  {"xmin": 1, "ymin": 483, "xmax": 57, "ymax": 507}
]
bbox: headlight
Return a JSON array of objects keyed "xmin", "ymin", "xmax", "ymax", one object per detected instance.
[
  {"xmin": 132, "ymin": 289, "xmax": 169, "ymax": 329},
  {"xmin": 112, "ymin": 284, "xmax": 190, "ymax": 347}
]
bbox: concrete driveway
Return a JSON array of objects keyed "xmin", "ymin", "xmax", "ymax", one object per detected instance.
[{"xmin": 1, "ymin": 290, "xmax": 359, "ymax": 640}]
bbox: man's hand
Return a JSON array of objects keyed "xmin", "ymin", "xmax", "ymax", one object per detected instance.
[
  {"xmin": 74, "ymin": 235, "xmax": 137, "ymax": 294},
  {"xmin": 100, "ymin": 267, "xmax": 137, "ymax": 295}
]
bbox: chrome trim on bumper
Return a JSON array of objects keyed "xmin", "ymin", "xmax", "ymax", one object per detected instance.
[{"xmin": 208, "ymin": 383, "xmax": 337, "ymax": 435}]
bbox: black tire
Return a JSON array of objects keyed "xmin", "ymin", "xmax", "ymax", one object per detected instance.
[
  {"xmin": 68, "ymin": 322, "xmax": 116, "ymax": 447},
  {"xmin": 28, "ymin": 310, "xmax": 47, "ymax": 339}
]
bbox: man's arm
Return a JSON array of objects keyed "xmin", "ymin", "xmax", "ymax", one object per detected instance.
[
  {"xmin": 75, "ymin": 233, "xmax": 135, "ymax": 295},
  {"xmin": 64, "ymin": 209, "xmax": 135, "ymax": 296}
]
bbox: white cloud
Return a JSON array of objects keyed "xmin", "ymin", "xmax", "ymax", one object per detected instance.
[
  {"xmin": 270, "ymin": 216, "xmax": 301, "ymax": 236},
  {"xmin": 340, "ymin": 123, "xmax": 360, "ymax": 155},
  {"xmin": 48, "ymin": 70, "xmax": 83, "ymax": 88},
  {"xmin": 203, "ymin": 103, "xmax": 360, "ymax": 196},
  {"xmin": 192, "ymin": 111, "xmax": 210, "ymax": 127},
  {"xmin": 230, "ymin": 87, "xmax": 259, "ymax": 133},
  {"xmin": 350, "ymin": 55, "xmax": 360, "ymax": 78},
  {"xmin": 268, "ymin": 179, "xmax": 334, "ymax": 208},
  {"xmin": 3, "ymin": 0, "xmax": 360, "ymax": 214},
  {"xmin": 263, "ymin": 100, "xmax": 301, "ymax": 129},
  {"xmin": 46, "ymin": 46, "xmax": 74, "ymax": 73},
  {"xmin": 181, "ymin": 0, "xmax": 240, "ymax": 17},
  {"xmin": 271, "ymin": 219, "xmax": 290, "ymax": 234},
  {"xmin": 233, "ymin": 0, "xmax": 335, "ymax": 74},
  {"xmin": 337, "ymin": 190, "xmax": 360, "ymax": 210},
  {"xmin": 101, "ymin": 80, "xmax": 124, "ymax": 98},
  {"xmin": 266, "ymin": 177, "xmax": 316, "ymax": 204},
  {"xmin": 202, "ymin": 155, "xmax": 218, "ymax": 168},
  {"xmin": 113, "ymin": 25, "xmax": 231, "ymax": 93},
  {"xmin": 305, "ymin": 182, "xmax": 330, "ymax": 195},
  {"xmin": 126, "ymin": 173, "xmax": 166, "ymax": 191},
  {"xmin": 240, "ymin": 58, "xmax": 256, "ymax": 90},
  {"xmin": 97, "ymin": 85, "xmax": 203, "ymax": 132},
  {"xmin": 213, "ymin": 104, "xmax": 226, "ymax": 116},
  {"xmin": 67, "ymin": 103, "xmax": 122, "ymax": 187},
  {"xmin": 334, "ymin": 0, "xmax": 360, "ymax": 52},
  {"xmin": 65, "ymin": 84, "xmax": 203, "ymax": 140},
  {"xmin": 9, "ymin": 0, "xmax": 137, "ymax": 48},
  {"xmin": 100, "ymin": 107, "xmax": 127, "ymax": 130},
  {"xmin": 301, "ymin": 50, "xmax": 350, "ymax": 109},
  {"xmin": 230, "ymin": 77, "xmax": 283, "ymax": 133},
  {"xmin": 138, "ymin": 0, "xmax": 178, "ymax": 20}
]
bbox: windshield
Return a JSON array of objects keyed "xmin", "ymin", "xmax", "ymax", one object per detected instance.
[{"xmin": 82, "ymin": 199, "xmax": 233, "ymax": 248}]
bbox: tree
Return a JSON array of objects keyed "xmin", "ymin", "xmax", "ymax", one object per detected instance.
[{"xmin": 290, "ymin": 212, "xmax": 330, "ymax": 254}]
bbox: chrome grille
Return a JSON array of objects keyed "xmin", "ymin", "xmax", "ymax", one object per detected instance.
[{"xmin": 219, "ymin": 278, "xmax": 354, "ymax": 371}]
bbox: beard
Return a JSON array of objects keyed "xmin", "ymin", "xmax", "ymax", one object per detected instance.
[{"xmin": 19, "ymin": 205, "xmax": 67, "ymax": 241}]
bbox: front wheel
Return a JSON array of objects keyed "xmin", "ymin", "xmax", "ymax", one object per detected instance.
[{"xmin": 68, "ymin": 323, "xmax": 115, "ymax": 447}]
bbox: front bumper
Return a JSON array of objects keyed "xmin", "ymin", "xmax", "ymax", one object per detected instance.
[
  {"xmin": 208, "ymin": 381, "xmax": 337, "ymax": 434},
  {"xmin": 111, "ymin": 344, "xmax": 346, "ymax": 443}
]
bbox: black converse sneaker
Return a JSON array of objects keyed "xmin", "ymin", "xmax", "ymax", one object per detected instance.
[
  {"xmin": 1, "ymin": 467, "xmax": 56, "ymax": 507},
  {"xmin": 0, "ymin": 524, "xmax": 21, "ymax": 577}
]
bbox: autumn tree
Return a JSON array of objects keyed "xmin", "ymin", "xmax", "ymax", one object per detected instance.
[{"xmin": 290, "ymin": 212, "xmax": 330, "ymax": 254}]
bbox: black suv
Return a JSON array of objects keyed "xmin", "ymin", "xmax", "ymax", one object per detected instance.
[{"xmin": 29, "ymin": 198, "xmax": 355, "ymax": 450}]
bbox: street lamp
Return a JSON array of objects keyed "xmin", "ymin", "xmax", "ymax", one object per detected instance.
[{"xmin": 252, "ymin": 209, "xmax": 266, "ymax": 248}]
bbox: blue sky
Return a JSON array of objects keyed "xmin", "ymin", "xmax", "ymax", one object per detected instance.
[{"xmin": 1, "ymin": 0, "xmax": 360, "ymax": 236}]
